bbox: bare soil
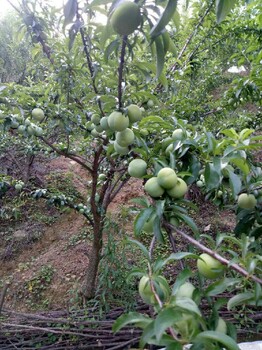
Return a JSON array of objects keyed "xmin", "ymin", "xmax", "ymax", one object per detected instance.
[{"xmin": 0, "ymin": 156, "xmax": 146, "ymax": 311}]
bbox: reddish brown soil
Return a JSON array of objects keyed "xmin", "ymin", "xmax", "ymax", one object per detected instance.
[{"xmin": 0, "ymin": 157, "xmax": 146, "ymax": 311}]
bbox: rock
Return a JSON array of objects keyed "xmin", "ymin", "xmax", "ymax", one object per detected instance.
[
  {"xmin": 238, "ymin": 342, "xmax": 262, "ymax": 350},
  {"xmin": 182, "ymin": 342, "xmax": 262, "ymax": 350},
  {"xmin": 13, "ymin": 230, "xmax": 28, "ymax": 241}
]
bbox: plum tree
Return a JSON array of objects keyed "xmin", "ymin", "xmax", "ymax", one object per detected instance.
[
  {"xmin": 215, "ymin": 317, "xmax": 227, "ymax": 334},
  {"xmin": 32, "ymin": 108, "xmax": 45, "ymax": 122},
  {"xmin": 127, "ymin": 104, "xmax": 143, "ymax": 123},
  {"xmin": 138, "ymin": 275, "xmax": 170, "ymax": 305},
  {"xmin": 116, "ymin": 128, "xmax": 134, "ymax": 147},
  {"xmin": 1, "ymin": 1, "xmax": 261, "ymax": 347},
  {"xmin": 172, "ymin": 128, "xmax": 184, "ymax": 141},
  {"xmin": 176, "ymin": 282, "xmax": 195, "ymax": 299}
]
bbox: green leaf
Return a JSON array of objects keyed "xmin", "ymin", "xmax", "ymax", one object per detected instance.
[
  {"xmin": 204, "ymin": 163, "xmax": 221, "ymax": 191},
  {"xmin": 112, "ymin": 312, "xmax": 151, "ymax": 333},
  {"xmin": 130, "ymin": 197, "xmax": 151, "ymax": 207},
  {"xmin": 153, "ymin": 215, "xmax": 164, "ymax": 243},
  {"xmin": 227, "ymin": 292, "xmax": 256, "ymax": 310},
  {"xmin": 228, "ymin": 171, "xmax": 242, "ymax": 197},
  {"xmin": 127, "ymin": 239, "xmax": 150, "ymax": 261},
  {"xmin": 229, "ymin": 158, "xmax": 250, "ymax": 175},
  {"xmin": 168, "ymin": 37, "xmax": 177, "ymax": 56},
  {"xmin": 140, "ymin": 321, "xmax": 156, "ymax": 348},
  {"xmin": 90, "ymin": 0, "xmax": 112, "ymax": 6},
  {"xmin": 104, "ymin": 39, "xmax": 120, "ymax": 62},
  {"xmin": 162, "ymin": 252, "xmax": 199, "ymax": 266},
  {"xmin": 239, "ymin": 128, "xmax": 254, "ymax": 141},
  {"xmin": 63, "ymin": 0, "xmax": 77, "ymax": 27},
  {"xmin": 194, "ymin": 330, "xmax": 240, "ymax": 350},
  {"xmin": 162, "ymin": 31, "xmax": 170, "ymax": 54},
  {"xmin": 68, "ymin": 20, "xmax": 82, "ymax": 50},
  {"xmin": 134, "ymin": 207, "xmax": 155, "ymax": 236},
  {"xmin": 205, "ymin": 278, "xmax": 240, "ymax": 297},
  {"xmin": 154, "ymin": 307, "xmax": 182, "ymax": 341},
  {"xmin": 220, "ymin": 128, "xmax": 239, "ymax": 139},
  {"xmin": 172, "ymin": 268, "xmax": 192, "ymax": 294},
  {"xmin": 216, "ymin": 0, "xmax": 237, "ymax": 23},
  {"xmin": 175, "ymin": 297, "xmax": 202, "ymax": 316},
  {"xmin": 234, "ymin": 214, "xmax": 255, "ymax": 237},
  {"xmin": 126, "ymin": 268, "xmax": 145, "ymax": 282},
  {"xmin": 255, "ymin": 283, "xmax": 262, "ymax": 304},
  {"xmin": 155, "ymin": 35, "xmax": 165, "ymax": 79},
  {"xmin": 175, "ymin": 212, "xmax": 199, "ymax": 234},
  {"xmin": 150, "ymin": 0, "xmax": 178, "ymax": 40},
  {"xmin": 205, "ymin": 132, "xmax": 218, "ymax": 153},
  {"xmin": 139, "ymin": 115, "xmax": 171, "ymax": 129},
  {"xmin": 166, "ymin": 343, "xmax": 183, "ymax": 350}
]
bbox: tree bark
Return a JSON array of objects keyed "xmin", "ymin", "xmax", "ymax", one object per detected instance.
[{"xmin": 81, "ymin": 220, "xmax": 103, "ymax": 302}]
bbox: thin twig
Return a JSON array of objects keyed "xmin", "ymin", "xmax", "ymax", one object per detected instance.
[
  {"xmin": 170, "ymin": 0, "xmax": 215, "ymax": 73},
  {"xmin": 168, "ymin": 231, "xmax": 184, "ymax": 270},
  {"xmin": 149, "ymin": 236, "xmax": 156, "ymax": 260},
  {"xmin": 38, "ymin": 136, "xmax": 93, "ymax": 173},
  {"xmin": 0, "ymin": 283, "xmax": 9, "ymax": 315},
  {"xmin": 118, "ymin": 35, "xmax": 128, "ymax": 110}
]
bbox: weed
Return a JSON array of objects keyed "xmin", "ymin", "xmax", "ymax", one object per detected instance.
[
  {"xmin": 46, "ymin": 171, "xmax": 82, "ymax": 200},
  {"xmin": 94, "ymin": 219, "xmax": 142, "ymax": 312},
  {"xmin": 30, "ymin": 212, "xmax": 58, "ymax": 225},
  {"xmin": 23, "ymin": 265, "xmax": 55, "ymax": 309},
  {"xmin": 65, "ymin": 228, "xmax": 93, "ymax": 249}
]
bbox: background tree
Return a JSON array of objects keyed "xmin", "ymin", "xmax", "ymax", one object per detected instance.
[{"xmin": 0, "ymin": 13, "xmax": 31, "ymax": 83}]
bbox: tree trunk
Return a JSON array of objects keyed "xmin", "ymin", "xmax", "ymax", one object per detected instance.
[{"xmin": 81, "ymin": 221, "xmax": 103, "ymax": 302}]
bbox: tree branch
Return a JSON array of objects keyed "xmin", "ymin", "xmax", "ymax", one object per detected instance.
[
  {"xmin": 170, "ymin": 0, "xmax": 215, "ymax": 73},
  {"xmin": 38, "ymin": 136, "xmax": 93, "ymax": 173},
  {"xmin": 76, "ymin": 6, "xmax": 104, "ymax": 116},
  {"xmin": 0, "ymin": 283, "xmax": 10, "ymax": 315},
  {"xmin": 118, "ymin": 35, "xmax": 128, "ymax": 110},
  {"xmin": 164, "ymin": 222, "xmax": 262, "ymax": 285}
]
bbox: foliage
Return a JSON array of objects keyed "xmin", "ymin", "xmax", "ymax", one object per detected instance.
[
  {"xmin": 0, "ymin": 0, "xmax": 261, "ymax": 347},
  {"xmin": 113, "ymin": 237, "xmax": 261, "ymax": 349},
  {"xmin": 0, "ymin": 13, "xmax": 31, "ymax": 83},
  {"xmin": 95, "ymin": 226, "xmax": 139, "ymax": 312}
]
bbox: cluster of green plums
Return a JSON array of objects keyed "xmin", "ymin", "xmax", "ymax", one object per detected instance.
[
  {"xmin": 128, "ymin": 159, "xmax": 188, "ymax": 200},
  {"xmin": 145, "ymin": 167, "xmax": 188, "ymax": 199},
  {"xmin": 139, "ymin": 254, "xmax": 225, "ymax": 307},
  {"xmin": 0, "ymin": 108, "xmax": 44, "ymax": 137},
  {"xmin": 138, "ymin": 253, "xmax": 227, "ymax": 339},
  {"xmin": 87, "ymin": 103, "xmax": 145, "ymax": 155}
]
